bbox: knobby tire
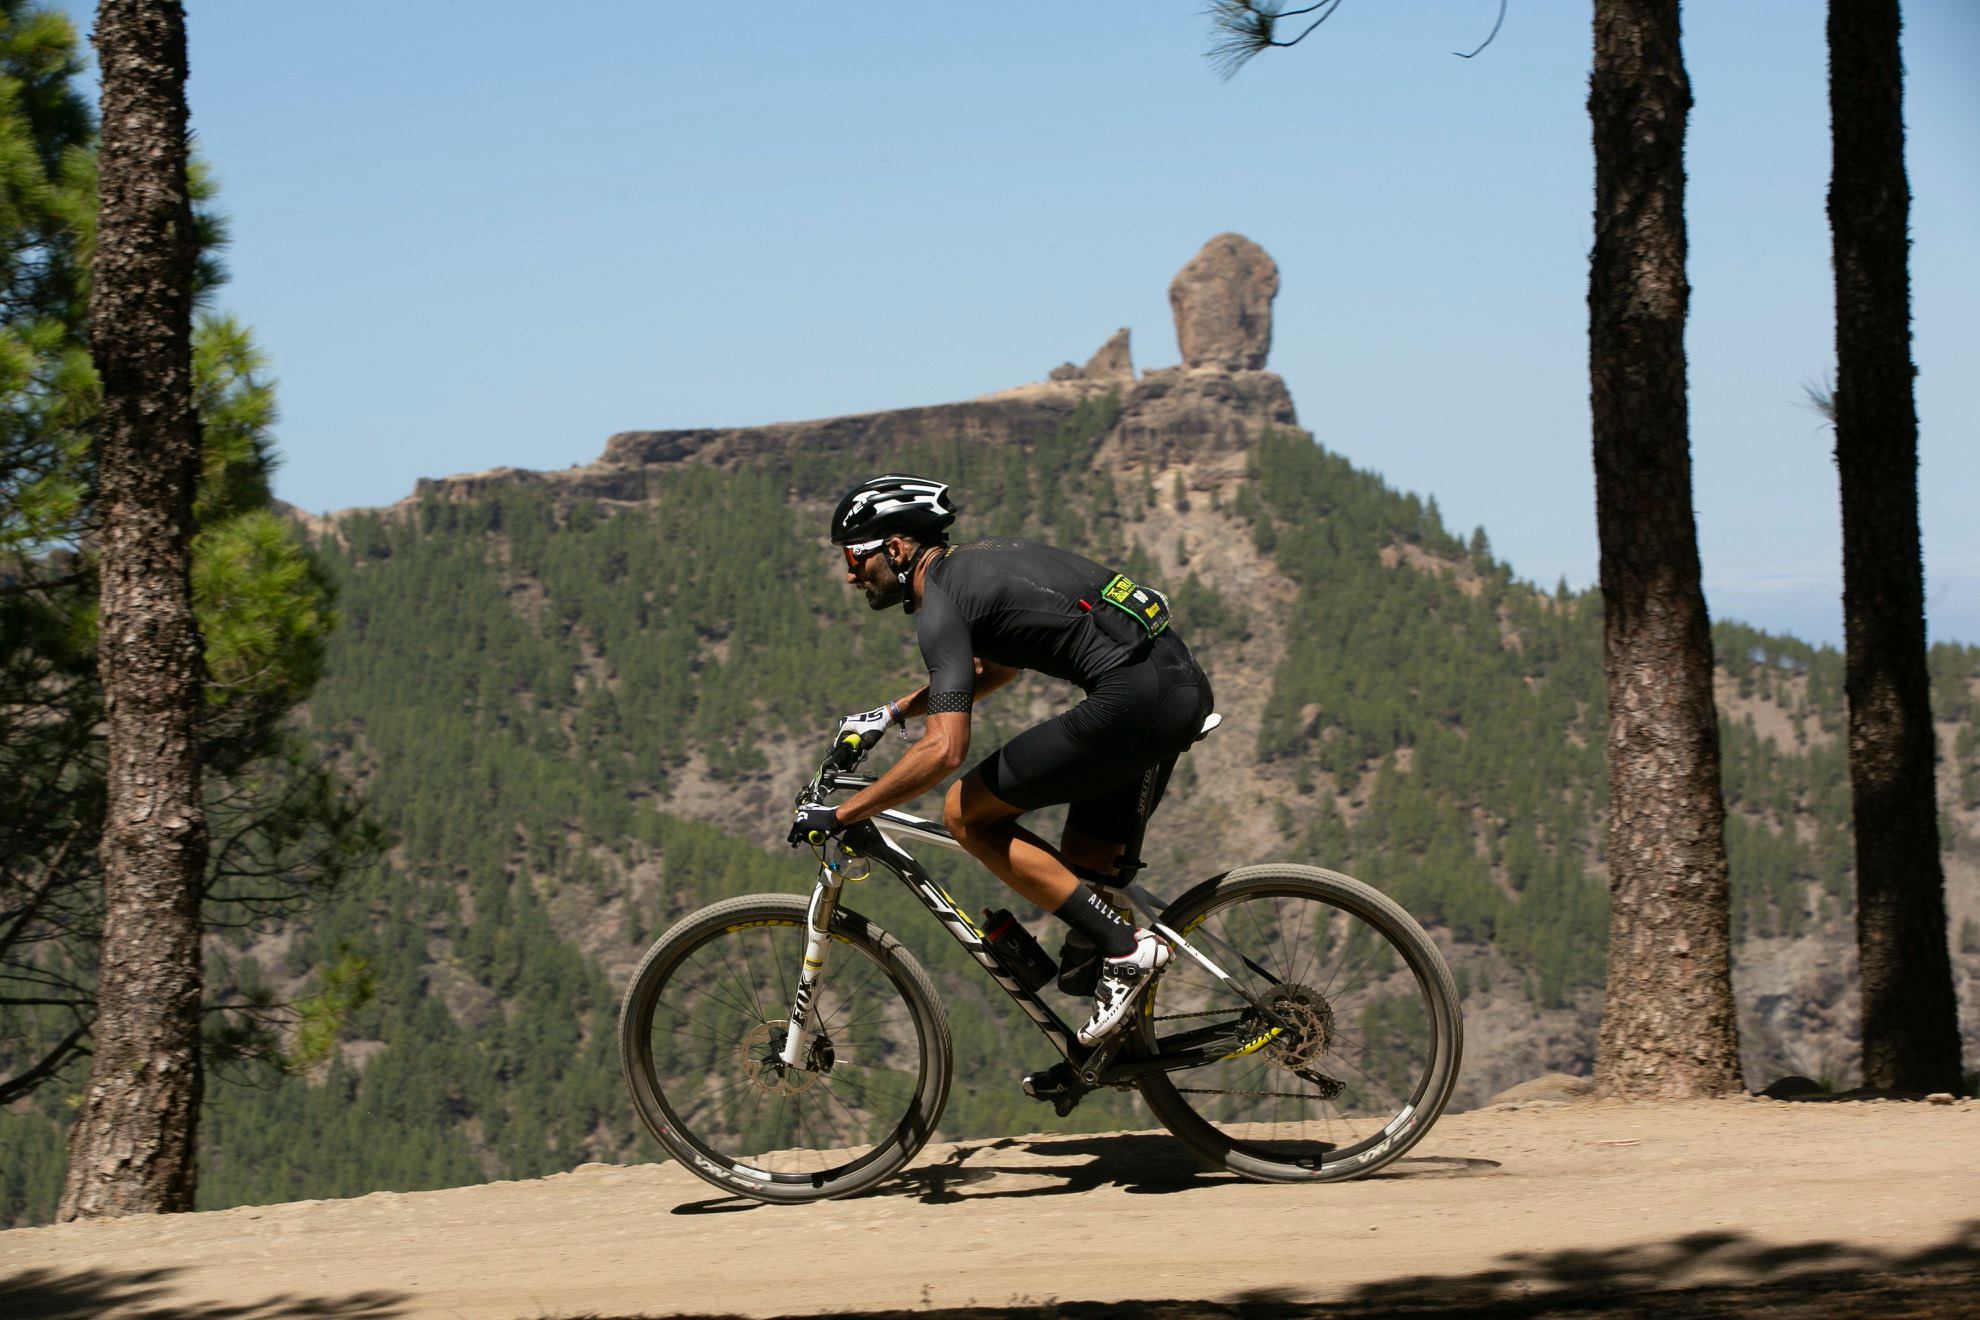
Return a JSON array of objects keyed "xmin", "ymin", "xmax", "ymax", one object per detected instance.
[{"xmin": 619, "ymin": 893, "xmax": 952, "ymax": 1204}]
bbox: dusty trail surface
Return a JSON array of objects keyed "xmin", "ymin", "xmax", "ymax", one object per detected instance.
[{"xmin": 2, "ymin": 1098, "xmax": 1975, "ymax": 1319}]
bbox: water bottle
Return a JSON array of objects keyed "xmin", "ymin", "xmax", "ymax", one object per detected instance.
[{"xmin": 981, "ymin": 909, "xmax": 1057, "ymax": 992}]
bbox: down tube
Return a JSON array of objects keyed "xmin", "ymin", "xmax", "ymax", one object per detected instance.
[{"xmin": 861, "ymin": 827, "xmax": 1087, "ymax": 1065}]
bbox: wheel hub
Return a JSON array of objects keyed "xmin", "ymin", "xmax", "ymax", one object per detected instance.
[
  {"xmin": 736, "ymin": 1021, "xmax": 833, "ymax": 1097},
  {"xmin": 1242, "ymin": 983, "xmax": 1337, "ymax": 1075}
]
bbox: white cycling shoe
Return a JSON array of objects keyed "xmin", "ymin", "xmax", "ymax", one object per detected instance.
[{"xmin": 1076, "ymin": 929, "xmax": 1171, "ymax": 1044}]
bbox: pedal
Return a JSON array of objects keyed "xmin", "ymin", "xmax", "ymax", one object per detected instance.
[{"xmin": 1022, "ymin": 1061, "xmax": 1085, "ymax": 1116}]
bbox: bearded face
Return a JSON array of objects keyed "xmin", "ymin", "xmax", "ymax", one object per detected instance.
[
  {"xmin": 860, "ymin": 565, "xmax": 906, "ymax": 611},
  {"xmin": 845, "ymin": 538, "xmax": 909, "ymax": 611}
]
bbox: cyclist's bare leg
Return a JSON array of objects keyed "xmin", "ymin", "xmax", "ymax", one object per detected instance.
[{"xmin": 942, "ymin": 772, "xmax": 1081, "ymax": 909}]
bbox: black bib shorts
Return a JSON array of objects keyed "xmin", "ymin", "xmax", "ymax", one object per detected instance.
[{"xmin": 975, "ymin": 630, "xmax": 1213, "ymax": 846}]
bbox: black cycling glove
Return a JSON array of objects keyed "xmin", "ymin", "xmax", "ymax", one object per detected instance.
[{"xmin": 789, "ymin": 803, "xmax": 844, "ymax": 847}]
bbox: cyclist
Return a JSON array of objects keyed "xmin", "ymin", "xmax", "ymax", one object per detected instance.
[{"xmin": 790, "ymin": 473, "xmax": 1215, "ymax": 1059}]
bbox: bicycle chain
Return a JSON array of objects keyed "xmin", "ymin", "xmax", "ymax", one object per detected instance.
[
  {"xmin": 1151, "ymin": 1011, "xmax": 1278, "ymax": 1098},
  {"xmin": 1152, "ymin": 1009, "xmax": 1342, "ymax": 1101}
]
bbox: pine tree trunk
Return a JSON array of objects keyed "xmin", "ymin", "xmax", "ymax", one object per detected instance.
[
  {"xmin": 1827, "ymin": 0, "xmax": 1963, "ymax": 1095},
  {"xmin": 57, "ymin": 0, "xmax": 205, "ymax": 1220},
  {"xmin": 1587, "ymin": 0, "xmax": 1741, "ymax": 1099}
]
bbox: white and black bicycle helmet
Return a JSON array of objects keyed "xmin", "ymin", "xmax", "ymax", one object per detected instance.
[
  {"xmin": 829, "ymin": 474, "xmax": 957, "ymax": 547},
  {"xmin": 830, "ymin": 474, "xmax": 957, "ymax": 614}
]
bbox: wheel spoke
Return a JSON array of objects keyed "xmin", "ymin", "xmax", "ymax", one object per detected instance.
[
  {"xmin": 623, "ymin": 901, "xmax": 938, "ymax": 1195},
  {"xmin": 1139, "ymin": 872, "xmax": 1457, "ymax": 1178}
]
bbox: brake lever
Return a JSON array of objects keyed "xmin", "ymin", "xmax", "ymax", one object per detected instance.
[{"xmin": 789, "ymin": 732, "xmax": 875, "ymax": 845}]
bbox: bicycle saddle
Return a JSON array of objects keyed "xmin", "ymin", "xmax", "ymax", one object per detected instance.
[{"xmin": 1193, "ymin": 712, "xmax": 1223, "ymax": 743}]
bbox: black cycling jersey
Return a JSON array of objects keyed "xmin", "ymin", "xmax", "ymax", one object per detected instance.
[
  {"xmin": 913, "ymin": 536, "xmax": 1214, "ymax": 845},
  {"xmin": 916, "ymin": 537, "xmax": 1155, "ymax": 711}
]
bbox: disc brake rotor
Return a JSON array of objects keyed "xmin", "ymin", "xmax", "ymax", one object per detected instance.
[
  {"xmin": 736, "ymin": 1020, "xmax": 831, "ymax": 1097},
  {"xmin": 1259, "ymin": 985, "xmax": 1332, "ymax": 1068}
]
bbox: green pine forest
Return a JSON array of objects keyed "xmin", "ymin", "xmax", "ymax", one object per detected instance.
[{"xmin": 7, "ymin": 388, "xmax": 1979, "ymax": 1225}]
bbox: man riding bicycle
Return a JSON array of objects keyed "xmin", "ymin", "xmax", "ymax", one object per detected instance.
[{"xmin": 790, "ymin": 473, "xmax": 1215, "ymax": 1061}]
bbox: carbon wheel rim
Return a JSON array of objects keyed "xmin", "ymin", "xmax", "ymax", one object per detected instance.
[
  {"xmin": 1142, "ymin": 885, "xmax": 1446, "ymax": 1172},
  {"xmin": 629, "ymin": 916, "xmax": 932, "ymax": 1188}
]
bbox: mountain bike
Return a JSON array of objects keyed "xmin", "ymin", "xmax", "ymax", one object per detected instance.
[{"xmin": 618, "ymin": 719, "xmax": 1463, "ymax": 1203}]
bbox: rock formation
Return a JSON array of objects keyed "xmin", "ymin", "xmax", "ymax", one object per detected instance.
[
  {"xmin": 1169, "ymin": 233, "xmax": 1278, "ymax": 370},
  {"xmin": 1048, "ymin": 327, "xmax": 1133, "ymax": 384},
  {"xmin": 1081, "ymin": 327, "xmax": 1133, "ymax": 381},
  {"xmin": 376, "ymin": 238, "xmax": 1298, "ymax": 516}
]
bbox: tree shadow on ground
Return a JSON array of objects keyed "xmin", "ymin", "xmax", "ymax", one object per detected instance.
[
  {"xmin": 594, "ymin": 1220, "xmax": 1980, "ymax": 1319},
  {"xmin": 669, "ymin": 1129, "xmax": 1500, "ymax": 1214},
  {"xmin": 0, "ymin": 1265, "xmax": 408, "ymax": 1320}
]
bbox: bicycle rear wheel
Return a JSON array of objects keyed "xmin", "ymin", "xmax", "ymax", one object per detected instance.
[
  {"xmin": 619, "ymin": 893, "xmax": 951, "ymax": 1203},
  {"xmin": 1134, "ymin": 864, "xmax": 1462, "ymax": 1182}
]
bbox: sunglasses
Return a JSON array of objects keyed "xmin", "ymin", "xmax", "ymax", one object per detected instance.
[{"xmin": 842, "ymin": 538, "xmax": 887, "ymax": 571}]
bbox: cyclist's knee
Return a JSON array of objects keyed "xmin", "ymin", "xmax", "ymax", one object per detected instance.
[
  {"xmin": 944, "ymin": 773, "xmax": 1019, "ymax": 844},
  {"xmin": 942, "ymin": 781, "xmax": 969, "ymax": 839}
]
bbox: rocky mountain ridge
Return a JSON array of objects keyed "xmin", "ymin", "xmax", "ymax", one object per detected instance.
[{"xmin": 295, "ymin": 233, "xmax": 1296, "ymax": 527}]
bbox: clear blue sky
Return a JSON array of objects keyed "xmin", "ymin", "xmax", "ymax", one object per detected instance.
[{"xmin": 57, "ymin": 1, "xmax": 1980, "ymax": 646}]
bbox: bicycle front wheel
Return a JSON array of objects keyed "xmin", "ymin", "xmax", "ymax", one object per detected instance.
[
  {"xmin": 1135, "ymin": 864, "xmax": 1462, "ymax": 1182},
  {"xmin": 619, "ymin": 893, "xmax": 952, "ymax": 1203}
]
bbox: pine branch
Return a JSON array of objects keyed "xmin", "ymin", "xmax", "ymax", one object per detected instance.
[
  {"xmin": 1455, "ymin": 0, "xmax": 1509, "ymax": 58},
  {"xmin": 0, "ymin": 1020, "xmax": 91, "ymax": 1106},
  {"xmin": 0, "ymin": 567, "xmax": 87, "ymax": 596},
  {"xmin": 1205, "ymin": 0, "xmax": 1347, "ymax": 79}
]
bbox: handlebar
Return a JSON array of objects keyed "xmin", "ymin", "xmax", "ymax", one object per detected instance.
[
  {"xmin": 793, "ymin": 728, "xmax": 884, "ymax": 816},
  {"xmin": 824, "ymin": 730, "xmax": 872, "ymax": 773}
]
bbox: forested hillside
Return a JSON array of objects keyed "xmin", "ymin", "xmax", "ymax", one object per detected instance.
[{"xmin": 5, "ymin": 371, "xmax": 1976, "ymax": 1227}]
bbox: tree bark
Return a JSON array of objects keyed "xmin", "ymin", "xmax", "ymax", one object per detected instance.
[
  {"xmin": 1588, "ymin": 0, "xmax": 1742, "ymax": 1099},
  {"xmin": 58, "ymin": 0, "xmax": 205, "ymax": 1220},
  {"xmin": 1827, "ymin": 0, "xmax": 1963, "ymax": 1094}
]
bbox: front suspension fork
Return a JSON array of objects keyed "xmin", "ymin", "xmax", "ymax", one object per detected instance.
[{"xmin": 776, "ymin": 868, "xmax": 842, "ymax": 1068}]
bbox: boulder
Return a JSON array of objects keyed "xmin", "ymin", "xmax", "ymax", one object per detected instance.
[
  {"xmin": 1169, "ymin": 233, "xmax": 1279, "ymax": 370},
  {"xmin": 1486, "ymin": 1073, "xmax": 1594, "ymax": 1106}
]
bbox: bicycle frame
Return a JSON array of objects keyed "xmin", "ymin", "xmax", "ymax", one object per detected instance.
[{"xmin": 773, "ymin": 770, "xmax": 1282, "ymax": 1086}]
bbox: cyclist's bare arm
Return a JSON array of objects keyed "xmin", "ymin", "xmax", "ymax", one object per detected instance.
[
  {"xmin": 838, "ymin": 658, "xmax": 1014, "ymax": 821},
  {"xmin": 836, "ymin": 711, "xmax": 969, "ymax": 824}
]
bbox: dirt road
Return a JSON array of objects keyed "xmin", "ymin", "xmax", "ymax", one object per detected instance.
[{"xmin": 2, "ymin": 1097, "xmax": 1975, "ymax": 1319}]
